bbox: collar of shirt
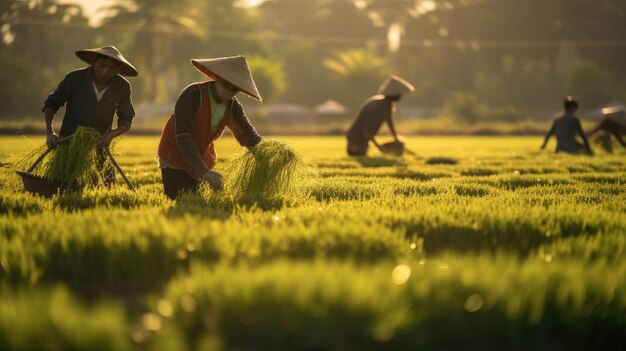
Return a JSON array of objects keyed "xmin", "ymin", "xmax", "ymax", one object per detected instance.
[{"xmin": 92, "ymin": 81, "xmax": 109, "ymax": 102}]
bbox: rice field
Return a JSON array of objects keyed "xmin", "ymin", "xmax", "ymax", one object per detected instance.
[{"xmin": 0, "ymin": 135, "xmax": 625, "ymax": 350}]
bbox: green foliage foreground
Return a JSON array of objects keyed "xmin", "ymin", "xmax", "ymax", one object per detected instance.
[{"xmin": 0, "ymin": 136, "xmax": 624, "ymax": 350}]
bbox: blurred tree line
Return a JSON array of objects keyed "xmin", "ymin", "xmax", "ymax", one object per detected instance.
[{"xmin": 1, "ymin": 0, "xmax": 625, "ymax": 122}]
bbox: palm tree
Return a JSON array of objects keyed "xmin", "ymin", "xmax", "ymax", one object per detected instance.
[
  {"xmin": 99, "ymin": 0, "xmax": 204, "ymax": 102},
  {"xmin": 357, "ymin": 0, "xmax": 470, "ymax": 52},
  {"xmin": 323, "ymin": 48, "xmax": 389, "ymax": 107}
]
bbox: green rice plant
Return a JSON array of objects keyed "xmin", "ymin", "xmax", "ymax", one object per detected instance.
[
  {"xmin": 0, "ymin": 135, "xmax": 624, "ymax": 349},
  {"xmin": 54, "ymin": 186, "xmax": 169, "ymax": 211},
  {"xmin": 0, "ymin": 286, "xmax": 130, "ymax": 350},
  {"xmin": 10, "ymin": 143, "xmax": 47, "ymax": 174},
  {"xmin": 0, "ymin": 192, "xmax": 49, "ymax": 215},
  {"xmin": 155, "ymin": 258, "xmax": 626, "ymax": 350},
  {"xmin": 0, "ymin": 208, "xmax": 412, "ymax": 293},
  {"xmin": 537, "ymin": 231, "xmax": 626, "ymax": 262},
  {"xmin": 225, "ymin": 139, "xmax": 317, "ymax": 200},
  {"xmin": 459, "ymin": 167, "xmax": 499, "ymax": 176},
  {"xmin": 307, "ymin": 177, "xmax": 390, "ymax": 201},
  {"xmin": 425, "ymin": 156, "xmax": 458, "ymax": 165},
  {"xmin": 454, "ymin": 183, "xmax": 493, "ymax": 197}
]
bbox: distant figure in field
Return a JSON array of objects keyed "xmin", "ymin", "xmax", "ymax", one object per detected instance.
[
  {"xmin": 346, "ymin": 75, "xmax": 414, "ymax": 156},
  {"xmin": 157, "ymin": 55, "xmax": 263, "ymax": 200},
  {"xmin": 541, "ymin": 97, "xmax": 593, "ymax": 155},
  {"xmin": 588, "ymin": 106, "xmax": 626, "ymax": 151},
  {"xmin": 43, "ymin": 46, "xmax": 139, "ymax": 184}
]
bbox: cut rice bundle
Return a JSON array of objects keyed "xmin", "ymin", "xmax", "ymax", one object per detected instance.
[
  {"xmin": 16, "ymin": 127, "xmax": 116, "ymax": 188},
  {"xmin": 226, "ymin": 139, "xmax": 316, "ymax": 200}
]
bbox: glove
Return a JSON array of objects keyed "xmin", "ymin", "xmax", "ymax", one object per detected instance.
[
  {"xmin": 201, "ymin": 169, "xmax": 224, "ymax": 191},
  {"xmin": 46, "ymin": 132, "xmax": 59, "ymax": 149}
]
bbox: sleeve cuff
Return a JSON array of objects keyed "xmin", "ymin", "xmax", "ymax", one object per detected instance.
[
  {"xmin": 42, "ymin": 105, "xmax": 58, "ymax": 113},
  {"xmin": 117, "ymin": 118, "xmax": 133, "ymax": 128}
]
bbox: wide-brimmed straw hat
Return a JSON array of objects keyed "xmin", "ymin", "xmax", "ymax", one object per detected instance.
[
  {"xmin": 75, "ymin": 46, "xmax": 138, "ymax": 77},
  {"xmin": 377, "ymin": 75, "xmax": 415, "ymax": 96},
  {"xmin": 191, "ymin": 55, "xmax": 262, "ymax": 101}
]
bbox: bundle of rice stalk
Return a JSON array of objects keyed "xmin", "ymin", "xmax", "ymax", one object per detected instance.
[
  {"xmin": 15, "ymin": 127, "xmax": 117, "ymax": 188},
  {"xmin": 225, "ymin": 139, "xmax": 316, "ymax": 200},
  {"xmin": 43, "ymin": 127, "xmax": 118, "ymax": 188}
]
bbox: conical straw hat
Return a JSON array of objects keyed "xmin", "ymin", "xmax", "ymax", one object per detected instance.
[
  {"xmin": 602, "ymin": 105, "xmax": 626, "ymax": 127},
  {"xmin": 75, "ymin": 46, "xmax": 138, "ymax": 77},
  {"xmin": 377, "ymin": 75, "xmax": 415, "ymax": 96},
  {"xmin": 191, "ymin": 55, "xmax": 262, "ymax": 101}
]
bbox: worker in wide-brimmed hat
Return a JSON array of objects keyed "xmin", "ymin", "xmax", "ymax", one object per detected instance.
[
  {"xmin": 541, "ymin": 96, "xmax": 593, "ymax": 155},
  {"xmin": 587, "ymin": 105, "xmax": 626, "ymax": 151},
  {"xmin": 157, "ymin": 55, "xmax": 263, "ymax": 199},
  {"xmin": 346, "ymin": 75, "xmax": 414, "ymax": 156},
  {"xmin": 43, "ymin": 45, "xmax": 139, "ymax": 184}
]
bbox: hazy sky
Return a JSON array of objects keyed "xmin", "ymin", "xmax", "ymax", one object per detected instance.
[
  {"xmin": 59, "ymin": 0, "xmax": 264, "ymax": 26},
  {"xmin": 58, "ymin": 0, "xmax": 113, "ymax": 26}
]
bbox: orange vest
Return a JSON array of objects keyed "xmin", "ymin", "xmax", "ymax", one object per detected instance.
[{"xmin": 157, "ymin": 82, "xmax": 231, "ymax": 178}]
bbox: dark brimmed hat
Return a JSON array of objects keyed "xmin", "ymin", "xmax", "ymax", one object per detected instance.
[
  {"xmin": 191, "ymin": 55, "xmax": 262, "ymax": 101},
  {"xmin": 377, "ymin": 75, "xmax": 415, "ymax": 96},
  {"xmin": 75, "ymin": 46, "xmax": 138, "ymax": 77}
]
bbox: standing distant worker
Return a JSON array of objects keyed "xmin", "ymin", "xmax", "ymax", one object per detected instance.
[
  {"xmin": 346, "ymin": 75, "xmax": 414, "ymax": 156},
  {"xmin": 541, "ymin": 96, "xmax": 593, "ymax": 155}
]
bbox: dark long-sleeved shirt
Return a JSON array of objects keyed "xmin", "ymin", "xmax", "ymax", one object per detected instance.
[
  {"xmin": 43, "ymin": 67, "xmax": 135, "ymax": 136},
  {"xmin": 346, "ymin": 96, "xmax": 393, "ymax": 147}
]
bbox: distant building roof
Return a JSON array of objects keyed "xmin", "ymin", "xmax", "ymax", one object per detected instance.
[
  {"xmin": 258, "ymin": 103, "xmax": 316, "ymax": 125},
  {"xmin": 314, "ymin": 99, "xmax": 348, "ymax": 114}
]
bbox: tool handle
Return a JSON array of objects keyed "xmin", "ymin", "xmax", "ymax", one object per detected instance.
[
  {"xmin": 404, "ymin": 147, "xmax": 418, "ymax": 156},
  {"xmin": 27, "ymin": 135, "xmax": 73, "ymax": 173},
  {"xmin": 103, "ymin": 146, "xmax": 134, "ymax": 191}
]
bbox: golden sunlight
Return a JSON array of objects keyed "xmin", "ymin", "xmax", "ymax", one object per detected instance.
[{"xmin": 238, "ymin": 0, "xmax": 266, "ymax": 8}]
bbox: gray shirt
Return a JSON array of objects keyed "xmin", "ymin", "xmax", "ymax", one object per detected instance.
[
  {"xmin": 546, "ymin": 113, "xmax": 588, "ymax": 153},
  {"xmin": 43, "ymin": 67, "xmax": 135, "ymax": 136}
]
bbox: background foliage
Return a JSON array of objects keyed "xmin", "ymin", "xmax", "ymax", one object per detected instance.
[{"xmin": 1, "ymin": 0, "xmax": 625, "ymax": 120}]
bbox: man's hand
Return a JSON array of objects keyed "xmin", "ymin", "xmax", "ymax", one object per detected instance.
[
  {"xmin": 99, "ymin": 131, "xmax": 116, "ymax": 147},
  {"xmin": 201, "ymin": 169, "xmax": 224, "ymax": 191},
  {"xmin": 46, "ymin": 131, "xmax": 59, "ymax": 149}
]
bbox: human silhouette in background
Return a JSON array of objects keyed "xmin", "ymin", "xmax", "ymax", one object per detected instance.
[
  {"xmin": 346, "ymin": 75, "xmax": 414, "ymax": 156},
  {"xmin": 541, "ymin": 96, "xmax": 593, "ymax": 155},
  {"xmin": 588, "ymin": 106, "xmax": 626, "ymax": 151}
]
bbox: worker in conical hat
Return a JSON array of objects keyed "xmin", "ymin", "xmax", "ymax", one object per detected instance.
[
  {"xmin": 43, "ymin": 45, "xmax": 139, "ymax": 185},
  {"xmin": 346, "ymin": 75, "xmax": 414, "ymax": 156},
  {"xmin": 157, "ymin": 55, "xmax": 263, "ymax": 199},
  {"xmin": 588, "ymin": 105, "xmax": 626, "ymax": 151}
]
